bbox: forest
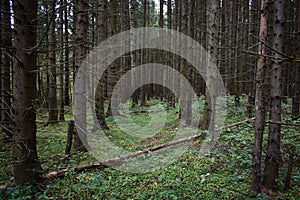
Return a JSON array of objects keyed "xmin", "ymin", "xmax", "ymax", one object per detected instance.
[{"xmin": 0, "ymin": 0, "xmax": 299, "ymax": 199}]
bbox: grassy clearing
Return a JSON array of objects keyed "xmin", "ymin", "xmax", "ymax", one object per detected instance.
[{"xmin": 0, "ymin": 97, "xmax": 299, "ymax": 199}]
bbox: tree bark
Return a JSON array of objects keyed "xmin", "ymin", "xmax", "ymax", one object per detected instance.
[
  {"xmin": 65, "ymin": 120, "xmax": 74, "ymax": 156},
  {"xmin": 74, "ymin": 0, "xmax": 89, "ymax": 151},
  {"xmin": 48, "ymin": 0, "xmax": 58, "ymax": 123},
  {"xmin": 106, "ymin": 0, "xmax": 120, "ymax": 116},
  {"xmin": 1, "ymin": 0, "xmax": 13, "ymax": 138},
  {"xmin": 95, "ymin": 0, "xmax": 109, "ymax": 130},
  {"xmin": 140, "ymin": 0, "xmax": 147, "ymax": 107},
  {"xmin": 227, "ymin": 0, "xmax": 238, "ymax": 96},
  {"xmin": 12, "ymin": 0, "xmax": 41, "ymax": 185},
  {"xmin": 251, "ymin": 0, "xmax": 269, "ymax": 194},
  {"xmin": 284, "ymin": 145, "xmax": 295, "ymax": 190},
  {"xmin": 262, "ymin": 0, "xmax": 285, "ymax": 189},
  {"xmin": 59, "ymin": 0, "xmax": 65, "ymax": 121},
  {"xmin": 121, "ymin": 0, "xmax": 131, "ymax": 101},
  {"xmin": 247, "ymin": 0, "xmax": 259, "ymax": 118},
  {"xmin": 202, "ymin": 0, "xmax": 219, "ymax": 130},
  {"xmin": 64, "ymin": 0, "xmax": 70, "ymax": 106},
  {"xmin": 292, "ymin": 0, "xmax": 300, "ymax": 116},
  {"xmin": 0, "ymin": 0, "xmax": 2, "ymax": 127}
]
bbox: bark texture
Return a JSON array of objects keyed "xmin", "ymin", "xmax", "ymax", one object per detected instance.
[
  {"xmin": 1, "ymin": 0, "xmax": 13, "ymax": 137},
  {"xmin": 252, "ymin": 0, "xmax": 268, "ymax": 194},
  {"xmin": 262, "ymin": 0, "xmax": 285, "ymax": 189},
  {"xmin": 12, "ymin": 0, "xmax": 41, "ymax": 185}
]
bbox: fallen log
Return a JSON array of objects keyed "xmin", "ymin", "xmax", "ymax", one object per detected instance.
[
  {"xmin": 46, "ymin": 133, "xmax": 206, "ymax": 178},
  {"xmin": 45, "ymin": 117, "xmax": 255, "ymax": 179}
]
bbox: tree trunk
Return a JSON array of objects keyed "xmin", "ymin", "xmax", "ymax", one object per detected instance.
[
  {"xmin": 247, "ymin": 0, "xmax": 259, "ymax": 118},
  {"xmin": 0, "ymin": 0, "xmax": 2, "ymax": 127},
  {"xmin": 167, "ymin": 0, "xmax": 175, "ymax": 109},
  {"xmin": 74, "ymin": 0, "xmax": 89, "ymax": 151},
  {"xmin": 106, "ymin": 0, "xmax": 120, "ymax": 116},
  {"xmin": 140, "ymin": 0, "xmax": 147, "ymax": 107},
  {"xmin": 187, "ymin": 0, "xmax": 196, "ymax": 124},
  {"xmin": 227, "ymin": 0, "xmax": 237, "ymax": 96},
  {"xmin": 179, "ymin": 0, "xmax": 189, "ymax": 125},
  {"xmin": 292, "ymin": 0, "xmax": 300, "ymax": 117},
  {"xmin": 199, "ymin": 0, "xmax": 207, "ymax": 95},
  {"xmin": 1, "ymin": 0, "xmax": 13, "ymax": 138},
  {"xmin": 262, "ymin": 0, "xmax": 285, "ymax": 189},
  {"xmin": 251, "ymin": 0, "xmax": 269, "ymax": 194},
  {"xmin": 48, "ymin": 0, "xmax": 58, "ymax": 123},
  {"xmin": 233, "ymin": 1, "xmax": 240, "ymax": 105},
  {"xmin": 95, "ymin": 0, "xmax": 109, "ymax": 130},
  {"xmin": 45, "ymin": 2, "xmax": 50, "ymax": 109},
  {"xmin": 121, "ymin": 0, "xmax": 131, "ymax": 100},
  {"xmin": 59, "ymin": 0, "xmax": 65, "ymax": 121},
  {"xmin": 172, "ymin": 0, "xmax": 180, "ymax": 107},
  {"xmin": 158, "ymin": 0, "xmax": 164, "ymax": 100},
  {"xmin": 202, "ymin": 0, "xmax": 219, "ymax": 130},
  {"xmin": 130, "ymin": 0, "xmax": 140, "ymax": 109},
  {"xmin": 12, "ymin": 0, "xmax": 41, "ymax": 185},
  {"xmin": 65, "ymin": 120, "xmax": 74, "ymax": 156},
  {"xmin": 64, "ymin": 0, "xmax": 70, "ymax": 106}
]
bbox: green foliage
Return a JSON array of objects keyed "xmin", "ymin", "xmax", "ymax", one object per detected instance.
[{"xmin": 0, "ymin": 97, "xmax": 299, "ymax": 199}]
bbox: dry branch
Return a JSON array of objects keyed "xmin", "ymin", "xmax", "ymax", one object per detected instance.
[
  {"xmin": 267, "ymin": 120, "xmax": 300, "ymax": 127},
  {"xmin": 45, "ymin": 117, "xmax": 255, "ymax": 179}
]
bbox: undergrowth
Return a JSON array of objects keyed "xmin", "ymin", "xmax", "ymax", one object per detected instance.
[{"xmin": 0, "ymin": 97, "xmax": 299, "ymax": 199}]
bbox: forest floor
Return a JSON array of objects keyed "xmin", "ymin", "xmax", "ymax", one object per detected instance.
[{"xmin": 0, "ymin": 97, "xmax": 299, "ymax": 199}]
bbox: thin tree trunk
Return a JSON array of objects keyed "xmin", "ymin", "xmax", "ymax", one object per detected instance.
[
  {"xmin": 292, "ymin": 0, "xmax": 300, "ymax": 117},
  {"xmin": 262, "ymin": 0, "xmax": 285, "ymax": 189},
  {"xmin": 251, "ymin": 0, "xmax": 269, "ymax": 194},
  {"xmin": 187, "ymin": 0, "xmax": 196, "ymax": 124},
  {"xmin": 1, "ymin": 0, "xmax": 13, "ymax": 138},
  {"xmin": 130, "ymin": 0, "xmax": 140, "ymax": 108},
  {"xmin": 74, "ymin": 0, "xmax": 89, "ymax": 151},
  {"xmin": 0, "ymin": 0, "xmax": 2, "ymax": 128},
  {"xmin": 48, "ymin": 0, "xmax": 58, "ymax": 123},
  {"xmin": 106, "ymin": 0, "xmax": 120, "ymax": 116},
  {"xmin": 180, "ymin": 0, "xmax": 189, "ymax": 125},
  {"xmin": 0, "ymin": 1, "xmax": 3, "ymax": 125},
  {"xmin": 233, "ymin": 1, "xmax": 240, "ymax": 105},
  {"xmin": 202, "ymin": 0, "xmax": 219, "ymax": 130},
  {"xmin": 248, "ymin": 0, "xmax": 259, "ymax": 118},
  {"xmin": 172, "ymin": 0, "xmax": 180, "ymax": 106},
  {"xmin": 158, "ymin": 0, "xmax": 164, "ymax": 100},
  {"xmin": 95, "ymin": 0, "xmax": 109, "ymax": 130},
  {"xmin": 12, "ymin": 0, "xmax": 41, "ymax": 185},
  {"xmin": 121, "ymin": 0, "xmax": 131, "ymax": 100},
  {"xmin": 167, "ymin": 0, "xmax": 175, "ymax": 109},
  {"xmin": 45, "ymin": 3, "xmax": 50, "ymax": 109},
  {"xmin": 140, "ymin": 0, "xmax": 147, "ymax": 107},
  {"xmin": 284, "ymin": 145, "xmax": 295, "ymax": 190},
  {"xmin": 65, "ymin": 120, "xmax": 74, "ymax": 156},
  {"xmin": 59, "ymin": 0, "xmax": 65, "ymax": 121},
  {"xmin": 199, "ymin": 0, "xmax": 207, "ymax": 95},
  {"xmin": 64, "ymin": 0, "xmax": 70, "ymax": 106}
]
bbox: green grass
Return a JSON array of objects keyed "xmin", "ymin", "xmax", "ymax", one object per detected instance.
[{"xmin": 0, "ymin": 98, "xmax": 299, "ymax": 199}]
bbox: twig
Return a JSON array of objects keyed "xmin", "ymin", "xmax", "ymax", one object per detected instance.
[
  {"xmin": 267, "ymin": 120, "xmax": 300, "ymax": 127},
  {"xmin": 250, "ymin": 33, "xmax": 300, "ymax": 62}
]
